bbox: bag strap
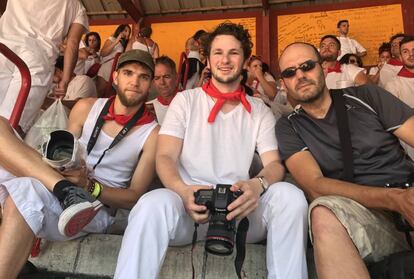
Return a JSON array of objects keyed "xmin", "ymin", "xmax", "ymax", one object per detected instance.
[{"xmin": 331, "ymin": 89, "xmax": 354, "ymax": 182}]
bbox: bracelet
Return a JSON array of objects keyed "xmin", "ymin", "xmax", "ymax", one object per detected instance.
[{"xmin": 90, "ymin": 180, "xmax": 103, "ymax": 199}]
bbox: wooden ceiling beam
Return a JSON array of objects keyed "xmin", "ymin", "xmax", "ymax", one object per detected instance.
[
  {"xmin": 117, "ymin": 0, "xmax": 143, "ymax": 22},
  {"xmin": 0, "ymin": 0, "xmax": 7, "ymax": 15}
]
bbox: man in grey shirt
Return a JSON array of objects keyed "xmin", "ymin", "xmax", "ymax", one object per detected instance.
[{"xmin": 276, "ymin": 42, "xmax": 414, "ymax": 279}]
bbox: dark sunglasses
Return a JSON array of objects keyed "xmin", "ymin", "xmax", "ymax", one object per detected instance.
[{"xmin": 280, "ymin": 60, "xmax": 319, "ymax": 79}]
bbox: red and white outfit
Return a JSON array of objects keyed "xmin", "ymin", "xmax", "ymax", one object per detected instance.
[
  {"xmin": 115, "ymin": 85, "xmax": 308, "ymax": 279},
  {"xmin": 146, "ymin": 93, "xmax": 177, "ymax": 125},
  {"xmin": 384, "ymin": 67, "xmax": 414, "ymax": 160},
  {"xmin": 0, "ymin": 98, "xmax": 157, "ymax": 241},
  {"xmin": 0, "ymin": 0, "xmax": 88, "ymax": 132},
  {"xmin": 325, "ymin": 61, "xmax": 365, "ymax": 89},
  {"xmin": 379, "ymin": 58, "xmax": 403, "ymax": 88}
]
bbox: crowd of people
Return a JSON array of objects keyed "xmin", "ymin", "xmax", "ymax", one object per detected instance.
[{"xmin": 0, "ymin": 0, "xmax": 413, "ymax": 279}]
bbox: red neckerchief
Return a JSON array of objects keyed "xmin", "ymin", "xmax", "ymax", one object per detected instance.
[
  {"xmin": 102, "ymin": 96, "xmax": 155, "ymax": 126},
  {"xmin": 397, "ymin": 67, "xmax": 414, "ymax": 78},
  {"xmin": 388, "ymin": 58, "xmax": 403, "ymax": 66},
  {"xmin": 327, "ymin": 61, "xmax": 342, "ymax": 73},
  {"xmin": 157, "ymin": 90, "xmax": 177, "ymax": 106},
  {"xmin": 202, "ymin": 79, "xmax": 251, "ymax": 123}
]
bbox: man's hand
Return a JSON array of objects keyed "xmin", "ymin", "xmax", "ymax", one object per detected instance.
[
  {"xmin": 58, "ymin": 160, "xmax": 90, "ymax": 191},
  {"xmin": 54, "ymin": 80, "xmax": 69, "ymax": 99},
  {"xmin": 227, "ymin": 178, "xmax": 263, "ymax": 221},
  {"xmin": 394, "ymin": 187, "xmax": 414, "ymax": 227},
  {"xmin": 179, "ymin": 185, "xmax": 212, "ymax": 224}
]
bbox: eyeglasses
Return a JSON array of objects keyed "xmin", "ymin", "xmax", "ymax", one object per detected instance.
[
  {"xmin": 280, "ymin": 60, "xmax": 319, "ymax": 79},
  {"xmin": 349, "ymin": 59, "xmax": 357, "ymax": 64}
]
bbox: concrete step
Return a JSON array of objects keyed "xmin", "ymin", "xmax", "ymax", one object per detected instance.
[{"xmin": 29, "ymin": 234, "xmax": 317, "ymax": 278}]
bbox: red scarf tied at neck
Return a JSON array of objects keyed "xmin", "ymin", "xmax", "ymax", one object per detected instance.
[
  {"xmin": 327, "ymin": 61, "xmax": 342, "ymax": 73},
  {"xmin": 202, "ymin": 79, "xmax": 251, "ymax": 123},
  {"xmin": 102, "ymin": 96, "xmax": 154, "ymax": 126},
  {"xmin": 157, "ymin": 90, "xmax": 177, "ymax": 106}
]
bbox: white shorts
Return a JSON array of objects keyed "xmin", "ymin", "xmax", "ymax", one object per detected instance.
[{"xmin": 0, "ymin": 171, "xmax": 114, "ymax": 241}]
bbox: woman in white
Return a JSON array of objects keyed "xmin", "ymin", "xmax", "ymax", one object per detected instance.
[
  {"xmin": 96, "ymin": 24, "xmax": 131, "ymax": 94},
  {"xmin": 126, "ymin": 22, "xmax": 159, "ymax": 59},
  {"xmin": 368, "ymin": 43, "xmax": 391, "ymax": 84}
]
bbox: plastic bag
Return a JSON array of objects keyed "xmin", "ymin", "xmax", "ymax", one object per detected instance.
[{"xmin": 24, "ymin": 99, "xmax": 68, "ymax": 152}]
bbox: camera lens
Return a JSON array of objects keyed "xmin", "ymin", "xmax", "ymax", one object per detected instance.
[{"xmin": 205, "ymin": 214, "xmax": 236, "ymax": 256}]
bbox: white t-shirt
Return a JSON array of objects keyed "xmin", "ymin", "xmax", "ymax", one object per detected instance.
[
  {"xmin": 0, "ymin": 0, "xmax": 88, "ymax": 67},
  {"xmin": 146, "ymin": 99, "xmax": 169, "ymax": 125},
  {"xmin": 160, "ymin": 87, "xmax": 277, "ymax": 186},
  {"xmin": 325, "ymin": 63, "xmax": 365, "ymax": 89},
  {"xmin": 64, "ymin": 75, "xmax": 97, "ymax": 101},
  {"xmin": 384, "ymin": 72, "xmax": 414, "ymax": 160},
  {"xmin": 384, "ymin": 73, "xmax": 414, "ymax": 108},
  {"xmin": 379, "ymin": 62, "xmax": 403, "ymax": 88},
  {"xmin": 337, "ymin": 36, "xmax": 366, "ymax": 60}
]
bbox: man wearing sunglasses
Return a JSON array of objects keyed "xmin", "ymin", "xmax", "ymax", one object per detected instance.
[
  {"xmin": 276, "ymin": 42, "xmax": 414, "ymax": 279},
  {"xmin": 319, "ymin": 35, "xmax": 369, "ymax": 89}
]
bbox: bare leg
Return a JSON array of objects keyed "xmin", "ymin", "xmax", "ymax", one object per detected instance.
[
  {"xmin": 0, "ymin": 196, "xmax": 35, "ymax": 279},
  {"xmin": 0, "ymin": 117, "xmax": 63, "ymax": 191},
  {"xmin": 311, "ymin": 206, "xmax": 370, "ymax": 279}
]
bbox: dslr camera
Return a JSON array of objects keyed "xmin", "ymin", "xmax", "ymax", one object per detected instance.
[
  {"xmin": 194, "ymin": 184, "xmax": 242, "ymax": 256},
  {"xmin": 42, "ymin": 130, "xmax": 85, "ymax": 170},
  {"xmin": 385, "ymin": 181, "xmax": 414, "ymax": 232}
]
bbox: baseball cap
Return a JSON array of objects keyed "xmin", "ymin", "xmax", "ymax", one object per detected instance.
[{"xmin": 116, "ymin": 49, "xmax": 155, "ymax": 73}]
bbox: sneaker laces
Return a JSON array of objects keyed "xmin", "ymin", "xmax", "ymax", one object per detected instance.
[{"xmin": 61, "ymin": 186, "xmax": 95, "ymax": 210}]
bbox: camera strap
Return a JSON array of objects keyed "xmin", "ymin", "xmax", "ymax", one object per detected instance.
[
  {"xmin": 190, "ymin": 218, "xmax": 249, "ymax": 279},
  {"xmin": 330, "ymin": 89, "xmax": 354, "ymax": 182},
  {"xmin": 87, "ymin": 97, "xmax": 146, "ymax": 169},
  {"xmin": 234, "ymin": 217, "xmax": 249, "ymax": 279}
]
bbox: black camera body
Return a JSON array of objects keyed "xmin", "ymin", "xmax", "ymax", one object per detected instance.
[
  {"xmin": 385, "ymin": 181, "xmax": 414, "ymax": 232},
  {"xmin": 194, "ymin": 184, "xmax": 241, "ymax": 256}
]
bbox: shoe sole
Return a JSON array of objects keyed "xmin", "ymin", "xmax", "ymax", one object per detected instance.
[{"xmin": 58, "ymin": 200, "xmax": 103, "ymax": 237}]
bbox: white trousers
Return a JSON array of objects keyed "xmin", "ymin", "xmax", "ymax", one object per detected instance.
[
  {"xmin": 0, "ymin": 48, "xmax": 53, "ymax": 132},
  {"xmin": 115, "ymin": 182, "xmax": 309, "ymax": 279},
  {"xmin": 0, "ymin": 168, "xmax": 114, "ymax": 241}
]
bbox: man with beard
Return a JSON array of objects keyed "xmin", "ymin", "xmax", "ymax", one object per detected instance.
[
  {"xmin": 114, "ymin": 23, "xmax": 308, "ymax": 279},
  {"xmin": 0, "ymin": 49, "xmax": 159, "ymax": 278},
  {"xmin": 379, "ymin": 33, "xmax": 406, "ymax": 87},
  {"xmin": 146, "ymin": 56, "xmax": 178, "ymax": 124},
  {"xmin": 319, "ymin": 35, "xmax": 369, "ymax": 89},
  {"xmin": 276, "ymin": 42, "xmax": 414, "ymax": 279},
  {"xmin": 385, "ymin": 35, "xmax": 414, "ymax": 159}
]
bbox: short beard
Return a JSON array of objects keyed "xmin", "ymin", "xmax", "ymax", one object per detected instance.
[
  {"xmin": 211, "ymin": 69, "xmax": 242, "ymax": 85},
  {"xmin": 290, "ymin": 72, "xmax": 325, "ymax": 104},
  {"xmin": 321, "ymin": 54, "xmax": 337, "ymax": 62},
  {"xmin": 118, "ymin": 91, "xmax": 144, "ymax": 108}
]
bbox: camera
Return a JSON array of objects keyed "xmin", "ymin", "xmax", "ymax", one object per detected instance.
[
  {"xmin": 385, "ymin": 181, "xmax": 414, "ymax": 232},
  {"xmin": 194, "ymin": 184, "xmax": 242, "ymax": 256},
  {"xmin": 42, "ymin": 130, "xmax": 85, "ymax": 170}
]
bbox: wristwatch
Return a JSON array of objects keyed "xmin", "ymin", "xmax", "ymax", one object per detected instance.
[{"xmin": 257, "ymin": 176, "xmax": 269, "ymax": 196}]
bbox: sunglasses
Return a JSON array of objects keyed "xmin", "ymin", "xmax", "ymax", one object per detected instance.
[{"xmin": 280, "ymin": 60, "xmax": 319, "ymax": 79}]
